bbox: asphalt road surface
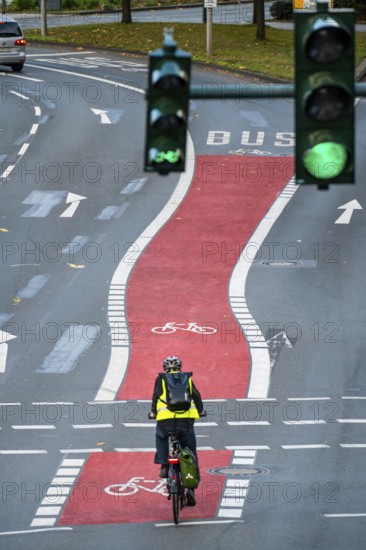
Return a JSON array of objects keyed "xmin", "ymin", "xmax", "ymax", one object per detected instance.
[{"xmin": 1, "ymin": 45, "xmax": 366, "ymax": 549}]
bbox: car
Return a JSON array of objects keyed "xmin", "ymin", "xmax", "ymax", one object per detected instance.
[{"xmin": 0, "ymin": 15, "xmax": 26, "ymax": 72}]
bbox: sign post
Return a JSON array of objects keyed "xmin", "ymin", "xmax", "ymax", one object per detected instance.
[{"xmin": 204, "ymin": 0, "xmax": 217, "ymax": 57}]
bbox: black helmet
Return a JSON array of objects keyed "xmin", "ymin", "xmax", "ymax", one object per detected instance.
[{"xmin": 163, "ymin": 356, "xmax": 182, "ymax": 372}]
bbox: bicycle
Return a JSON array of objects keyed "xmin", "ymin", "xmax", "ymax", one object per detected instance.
[
  {"xmin": 148, "ymin": 411, "xmax": 206, "ymax": 524},
  {"xmin": 166, "ymin": 430, "xmax": 186, "ymax": 524}
]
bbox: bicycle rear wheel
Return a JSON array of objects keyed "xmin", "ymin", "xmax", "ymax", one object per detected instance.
[{"xmin": 172, "ymin": 493, "xmax": 180, "ymax": 524}]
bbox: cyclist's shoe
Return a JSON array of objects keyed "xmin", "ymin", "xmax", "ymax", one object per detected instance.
[
  {"xmin": 186, "ymin": 489, "xmax": 196, "ymax": 507},
  {"xmin": 160, "ymin": 464, "xmax": 169, "ymax": 478}
]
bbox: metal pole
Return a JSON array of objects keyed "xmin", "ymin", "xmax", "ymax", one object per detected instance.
[
  {"xmin": 41, "ymin": 0, "xmax": 48, "ymax": 37},
  {"xmin": 206, "ymin": 7, "xmax": 213, "ymax": 56},
  {"xmin": 2, "ymin": 0, "xmax": 6, "ymax": 14}
]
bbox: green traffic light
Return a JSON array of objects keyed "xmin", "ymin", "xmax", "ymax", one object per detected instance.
[
  {"xmin": 303, "ymin": 141, "xmax": 348, "ymax": 179},
  {"xmin": 144, "ymin": 29, "xmax": 191, "ymax": 174},
  {"xmin": 155, "ymin": 150, "xmax": 181, "ymax": 164}
]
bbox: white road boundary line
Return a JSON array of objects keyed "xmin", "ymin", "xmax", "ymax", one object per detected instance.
[{"xmin": 229, "ymin": 176, "xmax": 298, "ymax": 399}]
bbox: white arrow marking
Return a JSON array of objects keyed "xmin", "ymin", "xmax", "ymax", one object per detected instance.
[
  {"xmin": 0, "ymin": 331, "xmax": 17, "ymax": 374},
  {"xmin": 91, "ymin": 108, "xmax": 112, "ymax": 124},
  {"xmin": 59, "ymin": 193, "xmax": 87, "ymax": 218},
  {"xmin": 335, "ymin": 200, "xmax": 363, "ymax": 224}
]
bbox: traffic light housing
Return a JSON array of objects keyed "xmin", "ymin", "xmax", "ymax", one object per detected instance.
[
  {"xmin": 144, "ymin": 30, "xmax": 191, "ymax": 175},
  {"xmin": 295, "ymin": 0, "xmax": 355, "ymax": 189}
]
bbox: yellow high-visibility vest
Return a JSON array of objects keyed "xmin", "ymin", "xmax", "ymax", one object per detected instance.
[{"xmin": 156, "ymin": 376, "xmax": 200, "ymax": 421}]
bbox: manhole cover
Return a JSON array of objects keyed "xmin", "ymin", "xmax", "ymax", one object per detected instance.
[
  {"xmin": 261, "ymin": 261, "xmax": 298, "ymax": 267},
  {"xmin": 208, "ymin": 466, "xmax": 269, "ymax": 477}
]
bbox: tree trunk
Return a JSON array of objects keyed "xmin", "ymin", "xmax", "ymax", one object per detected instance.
[
  {"xmin": 252, "ymin": 0, "xmax": 258, "ymax": 25},
  {"xmin": 256, "ymin": 0, "xmax": 265, "ymax": 41},
  {"xmin": 121, "ymin": 0, "xmax": 132, "ymax": 23}
]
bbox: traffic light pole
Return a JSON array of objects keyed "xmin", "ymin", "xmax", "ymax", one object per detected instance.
[{"xmin": 188, "ymin": 83, "xmax": 366, "ymax": 100}]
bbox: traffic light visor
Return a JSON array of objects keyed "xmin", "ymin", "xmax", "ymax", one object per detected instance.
[
  {"xmin": 306, "ymin": 17, "xmax": 351, "ymax": 63},
  {"xmin": 152, "ymin": 61, "xmax": 188, "ymax": 91}
]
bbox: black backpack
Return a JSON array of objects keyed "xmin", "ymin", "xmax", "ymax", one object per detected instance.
[{"xmin": 161, "ymin": 372, "xmax": 192, "ymax": 412}]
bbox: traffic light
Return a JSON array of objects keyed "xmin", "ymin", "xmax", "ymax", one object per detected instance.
[
  {"xmin": 295, "ymin": 0, "xmax": 355, "ymax": 189},
  {"xmin": 144, "ymin": 29, "xmax": 191, "ymax": 175}
]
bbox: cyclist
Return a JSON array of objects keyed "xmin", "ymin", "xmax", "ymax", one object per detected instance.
[{"xmin": 149, "ymin": 356, "xmax": 203, "ymax": 506}]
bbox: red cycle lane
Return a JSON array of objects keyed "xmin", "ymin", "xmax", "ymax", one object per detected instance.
[
  {"xmin": 119, "ymin": 155, "xmax": 293, "ymax": 400},
  {"xmin": 59, "ymin": 450, "xmax": 232, "ymax": 525}
]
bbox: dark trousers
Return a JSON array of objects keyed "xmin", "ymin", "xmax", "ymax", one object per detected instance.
[{"xmin": 154, "ymin": 421, "xmax": 197, "ymax": 465}]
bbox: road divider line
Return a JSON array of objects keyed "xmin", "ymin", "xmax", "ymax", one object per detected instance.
[{"xmin": 229, "ymin": 175, "xmax": 298, "ymax": 399}]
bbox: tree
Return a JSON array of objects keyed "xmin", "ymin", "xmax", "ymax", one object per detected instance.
[
  {"xmin": 252, "ymin": 0, "xmax": 265, "ymax": 40},
  {"xmin": 256, "ymin": 0, "xmax": 265, "ymax": 41},
  {"xmin": 121, "ymin": 0, "xmax": 132, "ymax": 24}
]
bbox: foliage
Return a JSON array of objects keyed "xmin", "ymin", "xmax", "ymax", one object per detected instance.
[
  {"xmin": 270, "ymin": 1, "xmax": 293, "ymax": 20},
  {"xmin": 24, "ymin": 20, "xmax": 366, "ymax": 81},
  {"xmin": 270, "ymin": 0, "xmax": 366, "ymax": 21},
  {"xmin": 9, "ymin": 0, "xmax": 38, "ymax": 10}
]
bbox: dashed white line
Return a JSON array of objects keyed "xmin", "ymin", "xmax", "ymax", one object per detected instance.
[
  {"xmin": 31, "ymin": 457, "xmax": 86, "ymax": 527},
  {"xmin": 0, "ymin": 450, "xmax": 48, "ymax": 454},
  {"xmin": 11, "ymin": 425, "xmax": 55, "ymax": 430},
  {"xmin": 281, "ymin": 444, "xmax": 330, "ymax": 449},
  {"xmin": 337, "ymin": 419, "xmax": 366, "ymax": 424},
  {"xmin": 72, "ymin": 424, "xmax": 113, "ymax": 429}
]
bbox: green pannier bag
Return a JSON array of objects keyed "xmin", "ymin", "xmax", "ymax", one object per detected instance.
[{"xmin": 180, "ymin": 447, "xmax": 200, "ymax": 489}]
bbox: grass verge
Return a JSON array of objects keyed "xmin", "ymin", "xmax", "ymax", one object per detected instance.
[{"xmin": 25, "ymin": 22, "xmax": 366, "ymax": 81}]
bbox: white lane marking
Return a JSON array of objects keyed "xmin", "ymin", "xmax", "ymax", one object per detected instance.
[
  {"xmin": 115, "ymin": 448, "xmax": 157, "ymax": 452},
  {"xmin": 1, "ymin": 165, "xmax": 16, "ymax": 179},
  {"xmin": 1, "ymin": 104, "xmax": 42, "ymax": 181},
  {"xmin": 27, "ymin": 63, "xmax": 142, "ymax": 95},
  {"xmin": 18, "ymin": 143, "xmax": 30, "ymax": 155},
  {"xmin": 72, "ymin": 424, "xmax": 113, "ymax": 429},
  {"xmin": 36, "ymin": 325, "xmax": 95, "ymax": 373},
  {"xmin": 95, "ymin": 133, "xmax": 195, "ymax": 401},
  {"xmin": 0, "ymin": 330, "xmax": 17, "ymax": 374},
  {"xmin": 335, "ymin": 199, "xmax": 362, "ymax": 224},
  {"xmin": 91, "ymin": 108, "xmax": 112, "ymax": 124},
  {"xmin": 8, "ymin": 90, "xmax": 29, "ymax": 100},
  {"xmin": 229, "ymin": 176, "xmax": 298, "ymax": 398},
  {"xmin": 283, "ymin": 420, "xmax": 327, "ymax": 425},
  {"xmin": 0, "ymin": 450, "xmax": 48, "ymax": 454},
  {"xmin": 340, "ymin": 444, "xmax": 366, "ymax": 448},
  {"xmin": 225, "ymin": 445, "xmax": 270, "ymax": 450},
  {"xmin": 121, "ymin": 178, "xmax": 148, "ymax": 195},
  {"xmin": 30, "ymin": 457, "xmax": 85, "ymax": 526},
  {"xmin": 22, "ymin": 190, "xmax": 66, "ymax": 218},
  {"xmin": 324, "ymin": 513, "xmax": 366, "ymax": 518},
  {"xmin": 59, "ymin": 448, "xmax": 104, "ymax": 453},
  {"xmin": 59, "ymin": 192, "xmax": 87, "ymax": 218},
  {"xmin": 155, "ymin": 519, "xmax": 244, "ymax": 527},
  {"xmin": 3, "ymin": 74, "xmax": 44, "ymax": 82},
  {"xmin": 17, "ymin": 274, "xmax": 51, "ymax": 299},
  {"xmin": 337, "ymin": 419, "xmax": 366, "ymax": 424},
  {"xmin": 11, "ymin": 425, "xmax": 55, "ymax": 430},
  {"xmin": 227, "ymin": 421, "xmax": 270, "ymax": 426},
  {"xmin": 342, "ymin": 396, "xmax": 366, "ymax": 400},
  {"xmin": 287, "ymin": 397, "xmax": 330, "ymax": 401},
  {"xmin": 0, "ymin": 528, "xmax": 73, "ymax": 535},
  {"xmin": 281, "ymin": 444, "xmax": 330, "ymax": 449},
  {"xmin": 27, "ymin": 51, "xmax": 95, "ymax": 57}
]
